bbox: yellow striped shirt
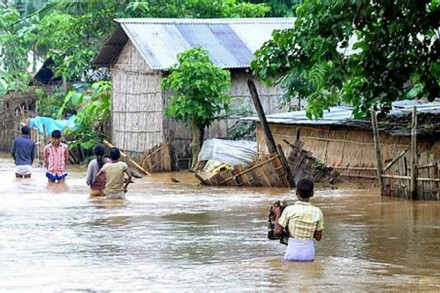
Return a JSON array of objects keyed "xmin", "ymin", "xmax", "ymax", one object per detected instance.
[{"xmin": 278, "ymin": 201, "xmax": 324, "ymax": 240}]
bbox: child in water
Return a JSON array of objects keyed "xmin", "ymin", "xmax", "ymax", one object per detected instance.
[
  {"xmin": 86, "ymin": 144, "xmax": 110, "ymax": 196},
  {"xmin": 97, "ymin": 147, "xmax": 132, "ymax": 199},
  {"xmin": 44, "ymin": 130, "xmax": 69, "ymax": 183},
  {"xmin": 272, "ymin": 178, "xmax": 324, "ymax": 262}
]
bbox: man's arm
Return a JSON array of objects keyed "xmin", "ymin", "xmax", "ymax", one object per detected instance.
[
  {"xmin": 314, "ymin": 210, "xmax": 324, "ymax": 241},
  {"xmin": 272, "ymin": 206, "xmax": 285, "ymax": 237},
  {"xmin": 11, "ymin": 140, "xmax": 16, "ymax": 161},
  {"xmin": 64, "ymin": 146, "xmax": 69, "ymax": 164},
  {"xmin": 31, "ymin": 142, "xmax": 35, "ymax": 165},
  {"xmin": 44, "ymin": 146, "xmax": 49, "ymax": 167},
  {"xmin": 313, "ymin": 230, "xmax": 323, "ymax": 241},
  {"xmin": 123, "ymin": 168, "xmax": 132, "ymax": 193}
]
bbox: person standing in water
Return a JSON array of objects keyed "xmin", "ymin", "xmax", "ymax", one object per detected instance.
[
  {"xmin": 11, "ymin": 125, "xmax": 36, "ymax": 178},
  {"xmin": 97, "ymin": 147, "xmax": 132, "ymax": 199},
  {"xmin": 86, "ymin": 144, "xmax": 110, "ymax": 197},
  {"xmin": 272, "ymin": 178, "xmax": 324, "ymax": 262},
  {"xmin": 44, "ymin": 130, "xmax": 69, "ymax": 183}
]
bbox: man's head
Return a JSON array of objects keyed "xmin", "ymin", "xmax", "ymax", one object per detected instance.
[
  {"xmin": 108, "ymin": 147, "xmax": 121, "ymax": 161},
  {"xmin": 21, "ymin": 126, "xmax": 30, "ymax": 135},
  {"xmin": 296, "ymin": 178, "xmax": 314, "ymax": 199},
  {"xmin": 51, "ymin": 130, "xmax": 62, "ymax": 146}
]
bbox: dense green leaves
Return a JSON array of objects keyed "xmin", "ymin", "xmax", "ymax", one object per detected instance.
[
  {"xmin": 162, "ymin": 47, "xmax": 231, "ymax": 129},
  {"xmin": 63, "ymin": 81, "xmax": 112, "ymax": 151},
  {"xmin": 162, "ymin": 47, "xmax": 231, "ymax": 168},
  {"xmin": 252, "ymin": 0, "xmax": 440, "ymax": 118},
  {"xmin": 0, "ymin": 0, "xmax": 269, "ymax": 93}
]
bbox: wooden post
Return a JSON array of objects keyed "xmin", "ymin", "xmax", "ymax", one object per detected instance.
[
  {"xmin": 410, "ymin": 106, "xmax": 418, "ymax": 200},
  {"xmin": 247, "ymin": 79, "xmax": 277, "ymax": 153},
  {"xmin": 277, "ymin": 144, "xmax": 296, "ymax": 188},
  {"xmin": 103, "ymin": 139, "xmax": 150, "ymax": 176},
  {"xmin": 371, "ymin": 110, "xmax": 384, "ymax": 195},
  {"xmin": 248, "ymin": 79, "xmax": 295, "ymax": 188}
]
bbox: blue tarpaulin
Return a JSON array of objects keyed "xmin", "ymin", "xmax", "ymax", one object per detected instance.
[{"xmin": 29, "ymin": 115, "xmax": 76, "ymax": 135}]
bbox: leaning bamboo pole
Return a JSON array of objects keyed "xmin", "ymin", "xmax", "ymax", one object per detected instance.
[
  {"xmin": 410, "ymin": 107, "xmax": 418, "ymax": 200},
  {"xmin": 103, "ymin": 139, "xmax": 150, "ymax": 176},
  {"xmin": 371, "ymin": 110, "xmax": 384, "ymax": 195},
  {"xmin": 248, "ymin": 79, "xmax": 295, "ymax": 188}
]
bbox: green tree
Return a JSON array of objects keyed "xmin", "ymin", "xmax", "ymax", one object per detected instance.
[
  {"xmin": 162, "ymin": 47, "xmax": 231, "ymax": 169},
  {"xmin": 252, "ymin": 0, "xmax": 440, "ymax": 119},
  {"xmin": 244, "ymin": 0, "xmax": 302, "ymax": 16}
]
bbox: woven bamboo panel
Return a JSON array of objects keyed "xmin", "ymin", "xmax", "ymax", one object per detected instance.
[
  {"xmin": 258, "ymin": 124, "xmax": 436, "ymax": 179},
  {"xmin": 139, "ymin": 142, "xmax": 172, "ymax": 172},
  {"xmin": 111, "ymin": 41, "xmax": 164, "ymax": 160}
]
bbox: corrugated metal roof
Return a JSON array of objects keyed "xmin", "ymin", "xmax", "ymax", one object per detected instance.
[
  {"xmin": 92, "ymin": 18, "xmax": 294, "ymax": 69},
  {"xmin": 244, "ymin": 99, "xmax": 440, "ymax": 127}
]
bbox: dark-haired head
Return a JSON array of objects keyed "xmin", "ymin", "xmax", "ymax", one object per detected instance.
[
  {"xmin": 94, "ymin": 144, "xmax": 105, "ymax": 169},
  {"xmin": 93, "ymin": 144, "xmax": 105, "ymax": 157},
  {"xmin": 51, "ymin": 130, "xmax": 62, "ymax": 138},
  {"xmin": 21, "ymin": 126, "xmax": 30, "ymax": 135},
  {"xmin": 296, "ymin": 178, "xmax": 314, "ymax": 199},
  {"xmin": 108, "ymin": 147, "xmax": 121, "ymax": 161}
]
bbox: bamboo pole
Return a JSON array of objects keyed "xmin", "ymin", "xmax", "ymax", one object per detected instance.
[
  {"xmin": 103, "ymin": 139, "xmax": 150, "ymax": 176},
  {"xmin": 371, "ymin": 110, "xmax": 384, "ymax": 195},
  {"xmin": 410, "ymin": 107, "xmax": 418, "ymax": 200},
  {"xmin": 248, "ymin": 79, "xmax": 295, "ymax": 188},
  {"xmin": 383, "ymin": 149, "xmax": 408, "ymax": 172},
  {"xmin": 248, "ymin": 79, "xmax": 277, "ymax": 153}
]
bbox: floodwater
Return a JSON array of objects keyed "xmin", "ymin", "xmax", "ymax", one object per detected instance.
[{"xmin": 1, "ymin": 155, "xmax": 440, "ymax": 292}]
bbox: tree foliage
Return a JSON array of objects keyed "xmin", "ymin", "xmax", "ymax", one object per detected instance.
[
  {"xmin": 61, "ymin": 81, "xmax": 112, "ymax": 152},
  {"xmin": 162, "ymin": 47, "xmax": 231, "ymax": 167},
  {"xmin": 0, "ymin": 0, "xmax": 269, "ymax": 89},
  {"xmin": 252, "ymin": 0, "xmax": 440, "ymax": 118},
  {"xmin": 245, "ymin": 0, "xmax": 302, "ymax": 16},
  {"xmin": 162, "ymin": 47, "xmax": 231, "ymax": 129}
]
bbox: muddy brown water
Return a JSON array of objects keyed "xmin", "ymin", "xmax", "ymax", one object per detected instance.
[{"xmin": 1, "ymin": 155, "xmax": 440, "ymax": 291}]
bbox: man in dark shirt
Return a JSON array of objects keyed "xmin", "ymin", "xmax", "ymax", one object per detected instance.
[{"xmin": 11, "ymin": 126, "xmax": 36, "ymax": 178}]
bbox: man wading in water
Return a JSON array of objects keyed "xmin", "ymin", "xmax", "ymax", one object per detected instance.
[
  {"xmin": 272, "ymin": 178, "xmax": 324, "ymax": 262},
  {"xmin": 44, "ymin": 130, "xmax": 69, "ymax": 183},
  {"xmin": 11, "ymin": 126, "xmax": 36, "ymax": 178}
]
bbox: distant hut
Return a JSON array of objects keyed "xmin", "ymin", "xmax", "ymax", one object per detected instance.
[
  {"xmin": 245, "ymin": 100, "xmax": 440, "ymax": 180},
  {"xmin": 92, "ymin": 18, "xmax": 295, "ymax": 167},
  {"xmin": 0, "ymin": 90, "xmax": 37, "ymax": 151}
]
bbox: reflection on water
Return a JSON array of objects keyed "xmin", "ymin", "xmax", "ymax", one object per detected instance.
[{"xmin": 0, "ymin": 156, "xmax": 440, "ymax": 291}]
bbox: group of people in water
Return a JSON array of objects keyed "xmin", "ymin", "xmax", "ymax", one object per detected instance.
[
  {"xmin": 11, "ymin": 125, "xmax": 132, "ymax": 199},
  {"xmin": 11, "ymin": 125, "xmax": 324, "ymax": 262}
]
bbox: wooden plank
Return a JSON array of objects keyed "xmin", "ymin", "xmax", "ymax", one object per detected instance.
[{"xmin": 383, "ymin": 149, "xmax": 408, "ymax": 172}]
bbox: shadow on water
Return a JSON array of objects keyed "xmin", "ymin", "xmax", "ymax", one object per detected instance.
[{"xmin": 0, "ymin": 155, "xmax": 440, "ymax": 291}]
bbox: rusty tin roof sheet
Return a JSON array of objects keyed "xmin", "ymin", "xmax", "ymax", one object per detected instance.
[{"xmin": 93, "ymin": 18, "xmax": 294, "ymax": 70}]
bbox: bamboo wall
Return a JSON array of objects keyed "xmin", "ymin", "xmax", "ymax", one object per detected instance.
[
  {"xmin": 112, "ymin": 41, "xmax": 291, "ymax": 166},
  {"xmin": 111, "ymin": 40, "xmax": 164, "ymax": 160},
  {"xmin": 162, "ymin": 72, "xmax": 290, "ymax": 167},
  {"xmin": 0, "ymin": 92, "xmax": 36, "ymax": 152},
  {"xmin": 204, "ymin": 72, "xmax": 293, "ymax": 139},
  {"xmin": 257, "ymin": 124, "xmax": 436, "ymax": 179}
]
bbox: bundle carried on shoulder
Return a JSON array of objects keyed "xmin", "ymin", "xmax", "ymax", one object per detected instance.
[{"xmin": 267, "ymin": 200, "xmax": 296, "ymax": 245}]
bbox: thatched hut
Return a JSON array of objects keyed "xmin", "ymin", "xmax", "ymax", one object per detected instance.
[
  {"xmin": 92, "ymin": 18, "xmax": 294, "ymax": 166},
  {"xmin": 0, "ymin": 90, "xmax": 37, "ymax": 152},
  {"xmin": 246, "ymin": 100, "xmax": 440, "ymax": 180}
]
